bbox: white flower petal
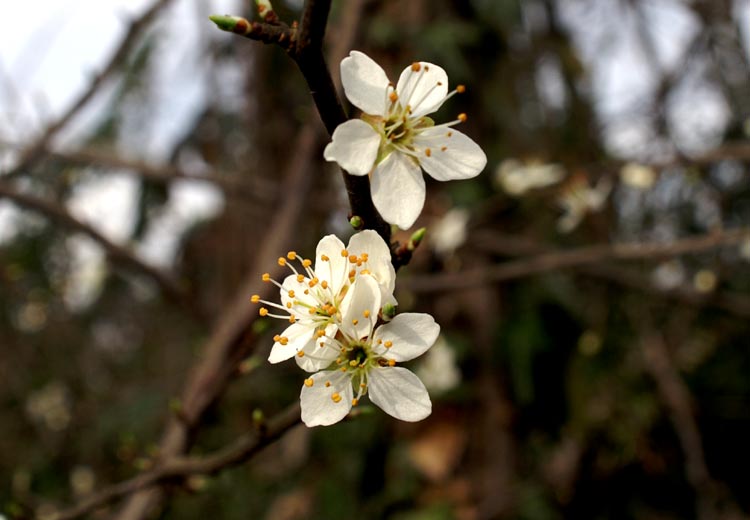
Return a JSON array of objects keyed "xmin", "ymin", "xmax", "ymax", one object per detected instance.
[
  {"xmin": 347, "ymin": 230, "xmax": 396, "ymax": 304},
  {"xmin": 339, "ymin": 275, "xmax": 380, "ymax": 340},
  {"xmin": 340, "ymin": 50, "xmax": 390, "ymax": 117},
  {"xmin": 396, "ymin": 62, "xmax": 449, "ymax": 118},
  {"xmin": 314, "ymin": 234, "xmax": 349, "ymax": 294},
  {"xmin": 413, "ymin": 127, "xmax": 487, "ymax": 181},
  {"xmin": 368, "ymin": 367, "xmax": 432, "ymax": 421},
  {"xmin": 300, "ymin": 370, "xmax": 353, "ymax": 427},
  {"xmin": 323, "ymin": 119, "xmax": 381, "ymax": 176},
  {"xmin": 268, "ymin": 323, "xmax": 315, "ymax": 363},
  {"xmin": 371, "ymin": 152, "xmax": 425, "ymax": 230},
  {"xmin": 372, "ymin": 313, "xmax": 440, "ymax": 361},
  {"xmin": 295, "ymin": 328, "xmax": 340, "ymax": 372},
  {"xmin": 280, "ymin": 274, "xmax": 317, "ymax": 309}
]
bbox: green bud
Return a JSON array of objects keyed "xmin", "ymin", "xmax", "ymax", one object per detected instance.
[
  {"xmin": 209, "ymin": 14, "xmax": 250, "ymax": 34},
  {"xmin": 382, "ymin": 303, "xmax": 396, "ymax": 321},
  {"xmin": 349, "ymin": 215, "xmax": 363, "ymax": 229},
  {"xmin": 408, "ymin": 227, "xmax": 426, "ymax": 250}
]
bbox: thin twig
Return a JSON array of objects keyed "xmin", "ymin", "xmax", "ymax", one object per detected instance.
[
  {"xmin": 0, "ymin": 180, "xmax": 191, "ymax": 310},
  {"xmin": 53, "ymin": 403, "xmax": 301, "ymax": 520},
  {"xmin": 4, "ymin": 0, "xmax": 175, "ymax": 179},
  {"xmin": 402, "ymin": 228, "xmax": 749, "ymax": 293}
]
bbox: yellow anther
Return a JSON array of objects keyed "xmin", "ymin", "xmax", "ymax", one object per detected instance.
[
  {"xmin": 250, "ymin": 294, "xmax": 260, "ymax": 303},
  {"xmin": 288, "ymin": 290, "xmax": 295, "ymax": 298},
  {"xmin": 349, "ymin": 360, "xmax": 358, "ymax": 367},
  {"xmin": 273, "ymin": 335, "xmax": 281, "ymax": 342},
  {"xmin": 352, "ymin": 398, "xmax": 359, "ymax": 406},
  {"xmin": 319, "ymin": 342, "xmax": 326, "ymax": 347},
  {"xmin": 441, "ymin": 146, "xmax": 447, "ymax": 151},
  {"xmin": 388, "ymin": 359, "xmax": 396, "ymax": 367},
  {"xmin": 259, "ymin": 307, "xmax": 269, "ymax": 316},
  {"xmin": 289, "ymin": 315, "xmax": 296, "ymax": 323},
  {"xmin": 262, "ymin": 273, "xmax": 271, "ymax": 282},
  {"xmin": 347, "ymin": 254, "xmax": 357, "ymax": 263},
  {"xmin": 286, "ymin": 302, "xmax": 292, "ymax": 308},
  {"xmin": 304, "ymin": 378, "xmax": 314, "ymax": 387},
  {"xmin": 360, "ymin": 383, "xmax": 367, "ymax": 389},
  {"xmin": 331, "ymin": 392, "xmax": 342, "ymax": 403},
  {"xmin": 325, "ymin": 381, "xmax": 332, "ymax": 387},
  {"xmin": 336, "ymin": 358, "xmax": 343, "ymax": 364},
  {"xmin": 302, "ymin": 259, "xmax": 312, "ymax": 268},
  {"xmin": 352, "ymin": 319, "xmax": 359, "ymax": 325},
  {"xmin": 447, "ymin": 131, "xmax": 453, "ymax": 137},
  {"xmin": 425, "ymin": 148, "xmax": 432, "ymax": 157},
  {"xmin": 316, "ymin": 330, "xmax": 326, "ymax": 338},
  {"xmin": 456, "ymin": 84, "xmax": 466, "ymax": 93},
  {"xmin": 384, "ymin": 340, "xmax": 393, "ymax": 348},
  {"xmin": 356, "ymin": 260, "xmax": 363, "ymax": 267},
  {"xmin": 377, "ymin": 339, "xmax": 382, "ymax": 344},
  {"xmin": 363, "ymin": 310, "xmax": 370, "ymax": 318},
  {"xmin": 304, "ymin": 289, "xmax": 309, "ymax": 295},
  {"xmin": 279, "ymin": 337, "xmax": 289, "ymax": 345},
  {"xmin": 458, "ymin": 113, "xmax": 467, "ymax": 122},
  {"xmin": 297, "ymin": 351, "xmax": 305, "ymax": 357},
  {"xmin": 321, "ymin": 280, "xmax": 329, "ymax": 289},
  {"xmin": 360, "ymin": 269, "xmax": 371, "ymax": 275},
  {"xmin": 340, "ymin": 367, "xmax": 347, "ymax": 372},
  {"xmin": 389, "ymin": 92, "xmax": 398, "ymax": 102},
  {"xmin": 309, "ymin": 308, "xmax": 316, "ymax": 314},
  {"xmin": 296, "ymin": 274, "xmax": 305, "ymax": 283},
  {"xmin": 287, "ymin": 251, "xmax": 297, "ymax": 260},
  {"xmin": 411, "ymin": 62, "xmax": 421, "ymax": 72},
  {"xmin": 341, "ymin": 249, "xmax": 349, "ymax": 257},
  {"xmin": 321, "ymin": 254, "xmax": 330, "ymax": 261},
  {"xmin": 348, "ymin": 269, "xmax": 356, "ymax": 278},
  {"xmin": 277, "ymin": 257, "xmax": 287, "ymax": 266},
  {"xmin": 308, "ymin": 277, "xmax": 319, "ymax": 287}
]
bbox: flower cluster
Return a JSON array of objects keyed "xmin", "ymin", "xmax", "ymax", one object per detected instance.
[
  {"xmin": 254, "ymin": 231, "xmax": 440, "ymax": 427},
  {"xmin": 324, "ymin": 51, "xmax": 487, "ymax": 229}
]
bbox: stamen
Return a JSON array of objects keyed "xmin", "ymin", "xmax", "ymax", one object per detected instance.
[
  {"xmin": 321, "ymin": 254, "xmax": 329, "ymax": 261},
  {"xmin": 277, "ymin": 257, "xmax": 287, "ymax": 266},
  {"xmin": 411, "ymin": 62, "xmax": 421, "ymax": 72},
  {"xmin": 287, "ymin": 251, "xmax": 297, "ymax": 260},
  {"xmin": 425, "ymin": 148, "xmax": 432, "ymax": 157},
  {"xmin": 259, "ymin": 308, "xmax": 269, "ymax": 316},
  {"xmin": 325, "ymin": 381, "xmax": 331, "ymax": 387},
  {"xmin": 288, "ymin": 290, "xmax": 295, "ymax": 298},
  {"xmin": 289, "ymin": 315, "xmax": 296, "ymax": 323},
  {"xmin": 341, "ymin": 249, "xmax": 349, "ymax": 257},
  {"xmin": 384, "ymin": 340, "xmax": 393, "ymax": 348},
  {"xmin": 296, "ymin": 274, "xmax": 305, "ymax": 283},
  {"xmin": 348, "ymin": 254, "xmax": 358, "ymax": 263},
  {"xmin": 262, "ymin": 273, "xmax": 271, "ymax": 282},
  {"xmin": 389, "ymin": 92, "xmax": 398, "ymax": 102},
  {"xmin": 297, "ymin": 351, "xmax": 305, "ymax": 357},
  {"xmin": 388, "ymin": 359, "xmax": 396, "ymax": 367},
  {"xmin": 286, "ymin": 302, "xmax": 292, "ymax": 308},
  {"xmin": 250, "ymin": 295, "xmax": 260, "ymax": 303},
  {"xmin": 352, "ymin": 319, "xmax": 359, "ymax": 325},
  {"xmin": 349, "ymin": 360, "xmax": 358, "ymax": 367},
  {"xmin": 363, "ymin": 310, "xmax": 371, "ymax": 318},
  {"xmin": 316, "ymin": 330, "xmax": 326, "ymax": 338},
  {"xmin": 321, "ymin": 280, "xmax": 329, "ymax": 289},
  {"xmin": 331, "ymin": 392, "xmax": 342, "ymax": 403},
  {"xmin": 278, "ymin": 336, "xmax": 289, "ymax": 345},
  {"xmin": 456, "ymin": 84, "xmax": 466, "ymax": 93},
  {"xmin": 441, "ymin": 146, "xmax": 447, "ymax": 151},
  {"xmin": 304, "ymin": 378, "xmax": 314, "ymax": 387},
  {"xmin": 352, "ymin": 398, "xmax": 359, "ymax": 406},
  {"xmin": 302, "ymin": 259, "xmax": 312, "ymax": 268},
  {"xmin": 458, "ymin": 113, "xmax": 467, "ymax": 122}
]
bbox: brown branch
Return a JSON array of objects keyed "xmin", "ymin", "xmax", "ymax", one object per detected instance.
[
  {"xmin": 402, "ymin": 228, "xmax": 749, "ymax": 293},
  {"xmin": 0, "ymin": 180, "xmax": 192, "ymax": 311},
  {"xmin": 214, "ymin": 1, "xmax": 392, "ymax": 247},
  {"xmin": 44, "ymin": 147, "xmax": 277, "ymax": 201},
  {"xmin": 53, "ymin": 403, "xmax": 301, "ymax": 520},
  {"xmin": 4, "ymin": 0, "xmax": 175, "ymax": 179}
]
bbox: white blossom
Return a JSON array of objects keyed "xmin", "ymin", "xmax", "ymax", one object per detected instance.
[
  {"xmin": 494, "ymin": 159, "xmax": 566, "ymax": 196},
  {"xmin": 253, "ymin": 230, "xmax": 396, "ymax": 372},
  {"xmin": 298, "ymin": 275, "xmax": 439, "ymax": 426},
  {"xmin": 431, "ymin": 208, "xmax": 470, "ymax": 257},
  {"xmin": 324, "ymin": 51, "xmax": 487, "ymax": 229},
  {"xmin": 620, "ymin": 163, "xmax": 656, "ymax": 189},
  {"xmin": 557, "ymin": 176, "xmax": 612, "ymax": 233}
]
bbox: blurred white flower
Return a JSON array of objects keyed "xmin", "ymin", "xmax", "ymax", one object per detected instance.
[
  {"xmin": 431, "ymin": 208, "xmax": 470, "ymax": 257},
  {"xmin": 25, "ymin": 382, "xmax": 72, "ymax": 432},
  {"xmin": 740, "ymin": 238, "xmax": 750, "ymax": 262},
  {"xmin": 620, "ymin": 163, "xmax": 656, "ymax": 189},
  {"xmin": 494, "ymin": 159, "xmax": 566, "ymax": 196},
  {"xmin": 415, "ymin": 336, "xmax": 461, "ymax": 394},
  {"xmin": 556, "ymin": 176, "xmax": 612, "ymax": 233},
  {"xmin": 652, "ymin": 260, "xmax": 686, "ymax": 291}
]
